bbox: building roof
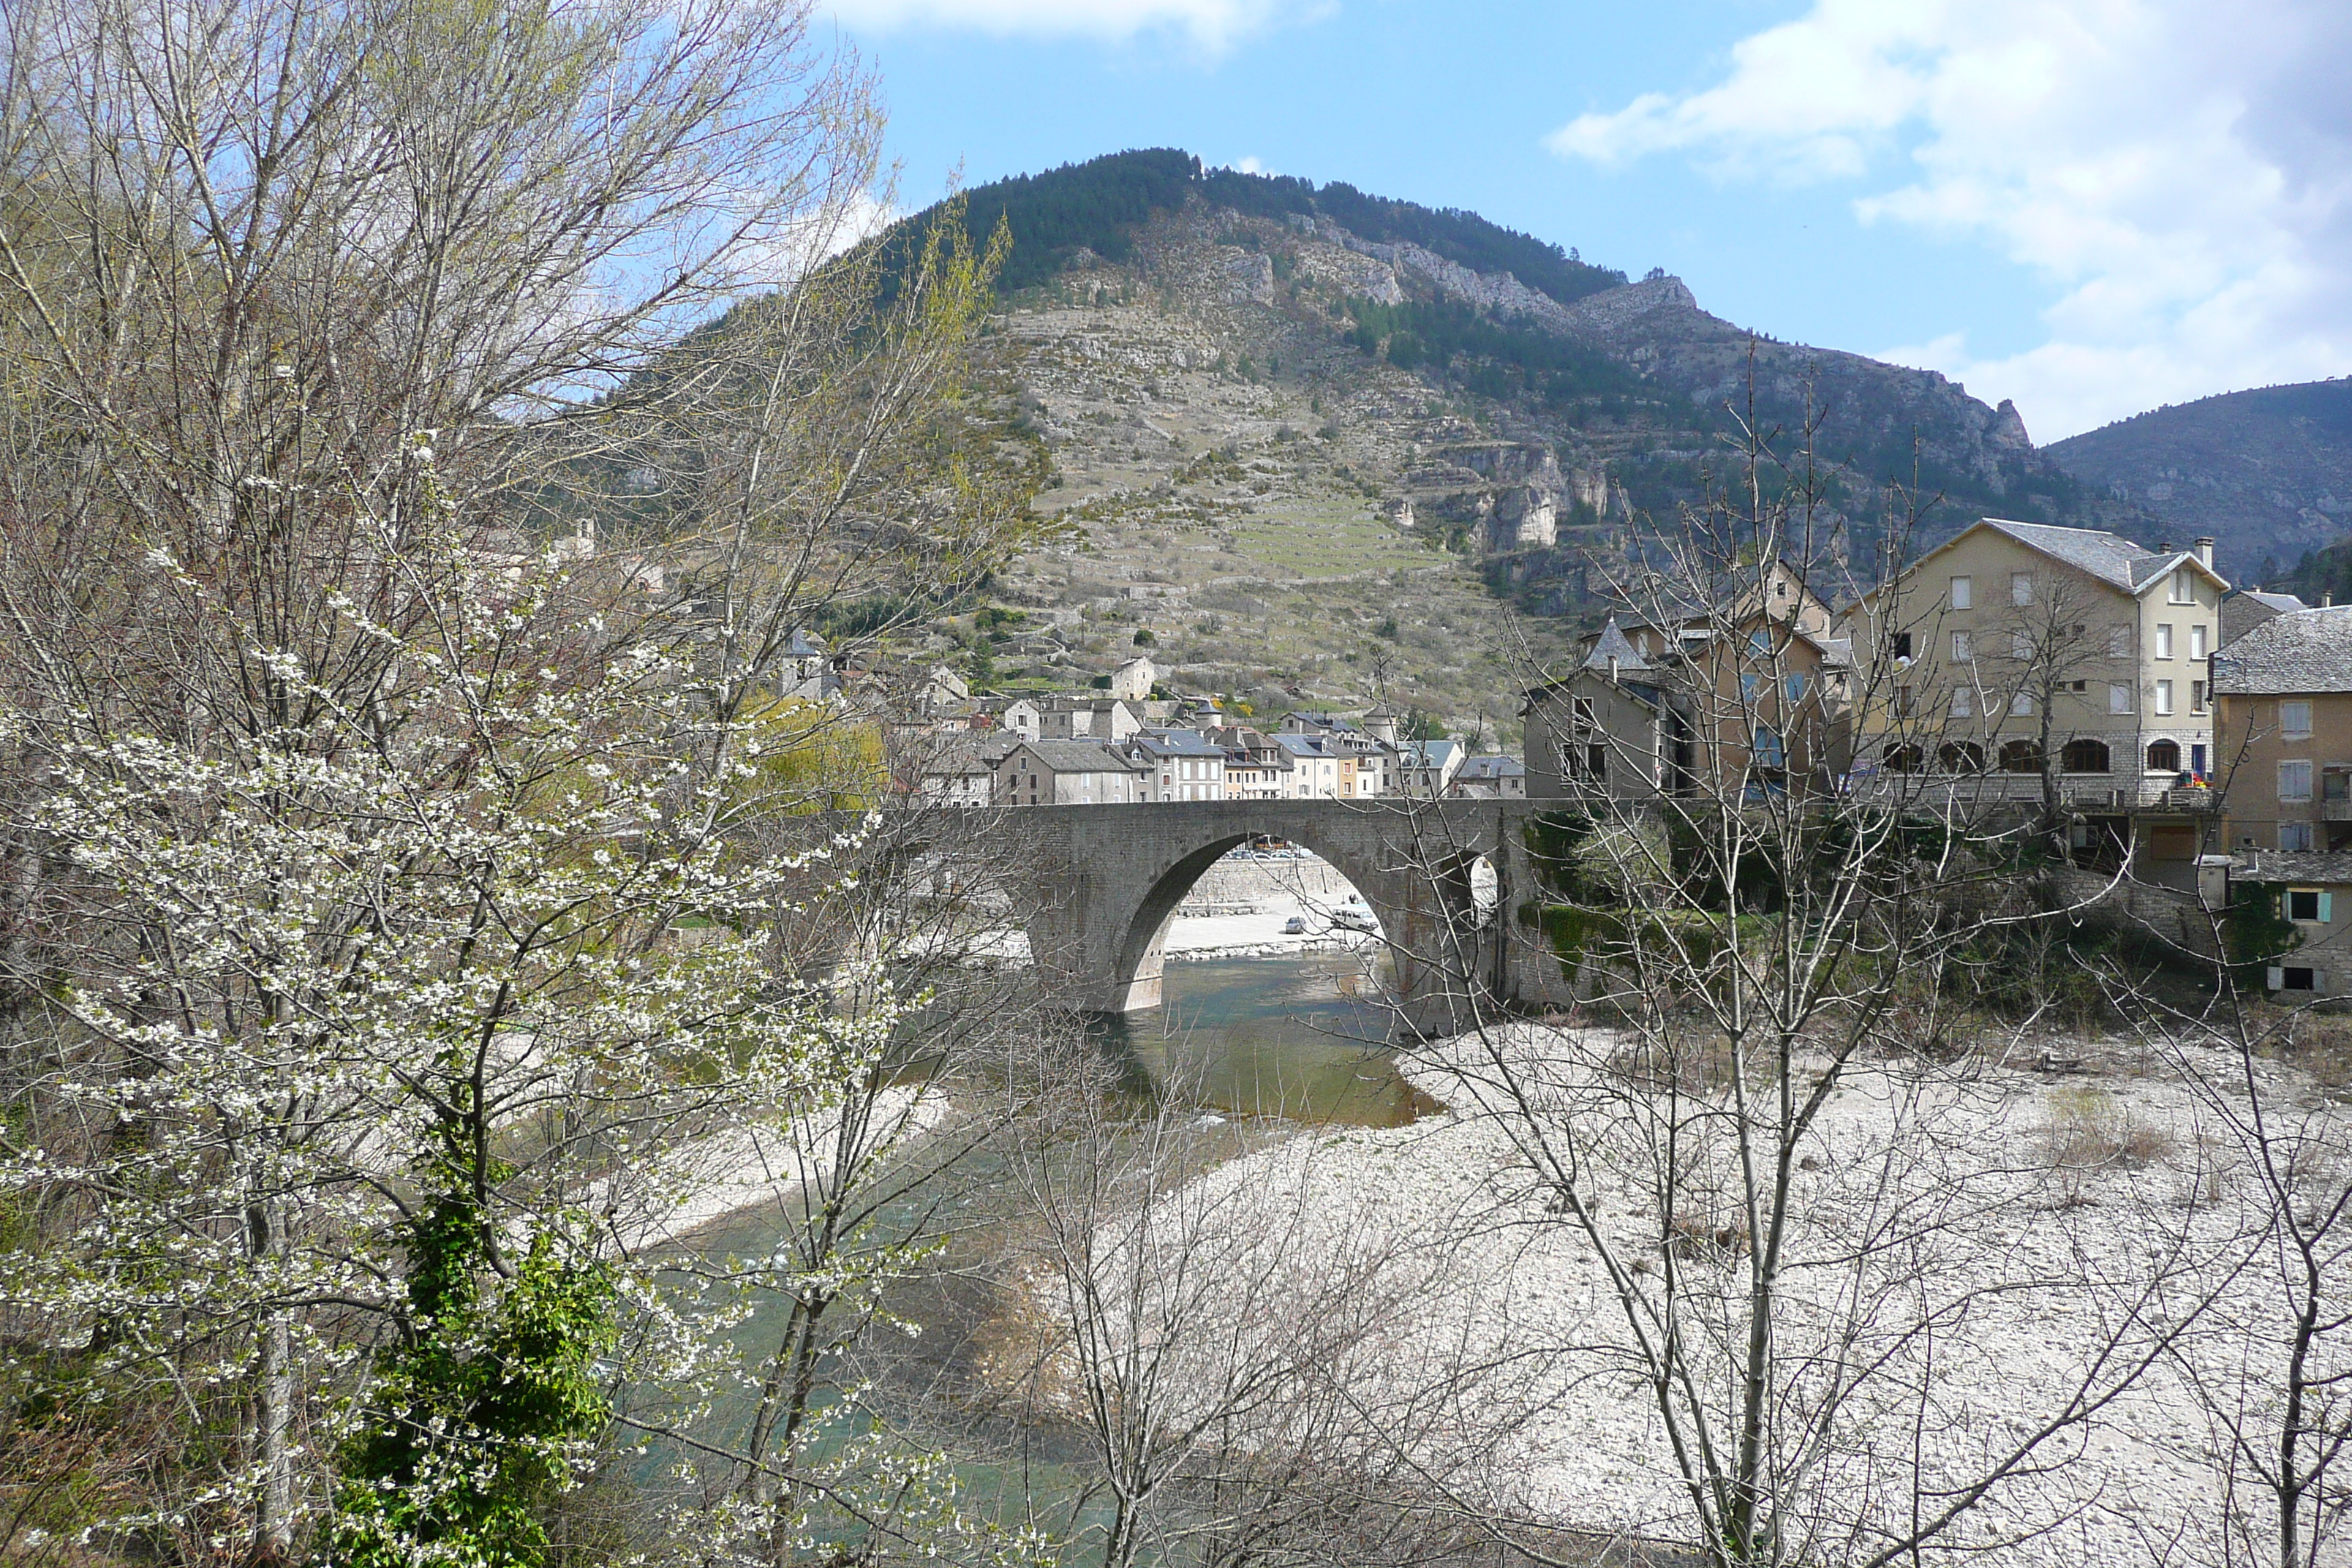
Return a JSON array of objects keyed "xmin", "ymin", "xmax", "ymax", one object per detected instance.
[
  {"xmin": 1580, "ymin": 617, "xmax": 1651, "ymax": 674},
  {"xmin": 1128, "ymin": 728, "xmax": 1224, "ymax": 759},
  {"xmin": 1398, "ymin": 739, "xmax": 1463, "ymax": 769},
  {"xmin": 1000, "ymin": 739, "xmax": 1143, "ymax": 774},
  {"xmin": 916, "ymin": 736, "xmax": 1016, "ymax": 775},
  {"xmin": 784, "ymin": 627, "xmax": 826, "ymax": 659},
  {"xmin": 2212, "ymin": 606, "xmax": 2352, "ymax": 695},
  {"xmin": 1456, "ymin": 755, "xmax": 1525, "ymax": 780},
  {"xmin": 1273, "ymin": 733, "xmax": 1335, "ymax": 759},
  {"xmin": 2236, "ymin": 851, "xmax": 2352, "ymax": 885},
  {"xmin": 1844, "ymin": 519, "xmax": 2230, "ymax": 614},
  {"xmin": 2240, "ymin": 589, "xmax": 2310, "ymax": 614}
]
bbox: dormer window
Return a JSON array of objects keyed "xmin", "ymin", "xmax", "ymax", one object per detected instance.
[{"xmin": 2170, "ymin": 569, "xmax": 2195, "ymax": 605}]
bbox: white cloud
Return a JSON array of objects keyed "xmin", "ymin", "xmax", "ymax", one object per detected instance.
[
  {"xmin": 825, "ymin": 0, "xmax": 1302, "ymax": 50},
  {"xmin": 1229, "ymin": 156, "xmax": 1266, "ymax": 174},
  {"xmin": 1547, "ymin": 0, "xmax": 2352, "ymax": 440}
]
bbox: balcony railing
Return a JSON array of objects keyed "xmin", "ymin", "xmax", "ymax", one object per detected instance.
[
  {"xmin": 2323, "ymin": 799, "xmax": 2352, "ymax": 822},
  {"xmin": 1843, "ymin": 773, "xmax": 2215, "ymax": 810}
]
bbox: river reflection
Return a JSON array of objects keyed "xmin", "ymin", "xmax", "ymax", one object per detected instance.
[{"xmin": 1090, "ymin": 947, "xmax": 1439, "ymax": 1127}]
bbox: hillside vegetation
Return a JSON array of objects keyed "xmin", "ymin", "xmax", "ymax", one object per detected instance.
[{"xmin": 823, "ymin": 152, "xmax": 2135, "ymax": 739}]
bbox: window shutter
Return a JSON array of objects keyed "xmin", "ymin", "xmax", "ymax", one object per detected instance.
[
  {"xmin": 2269, "ymin": 966, "xmax": 2286, "ymax": 990},
  {"xmin": 2323, "ymin": 893, "xmax": 2337, "ymax": 924}
]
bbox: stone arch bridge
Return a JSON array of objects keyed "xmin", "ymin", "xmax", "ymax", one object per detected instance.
[{"xmin": 992, "ymin": 799, "xmax": 1570, "ymax": 1033}]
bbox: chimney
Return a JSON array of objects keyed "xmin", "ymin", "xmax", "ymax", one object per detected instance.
[{"xmin": 2193, "ymin": 536, "xmax": 2215, "ymax": 569}]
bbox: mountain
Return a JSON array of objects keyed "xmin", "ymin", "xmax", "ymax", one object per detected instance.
[
  {"xmin": 840, "ymin": 152, "xmax": 2137, "ymax": 736},
  {"xmin": 2043, "ymin": 379, "xmax": 2352, "ymax": 583}
]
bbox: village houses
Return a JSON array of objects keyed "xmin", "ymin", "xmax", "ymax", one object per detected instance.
[{"xmin": 2212, "ymin": 603, "xmax": 2352, "ymax": 999}]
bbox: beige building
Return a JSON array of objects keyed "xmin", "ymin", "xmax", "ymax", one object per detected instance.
[
  {"xmin": 2195, "ymin": 603, "xmax": 2352, "ymax": 998},
  {"xmin": 2213, "ymin": 604, "xmax": 2352, "ymax": 857},
  {"xmin": 1839, "ymin": 519, "xmax": 2228, "ymax": 832}
]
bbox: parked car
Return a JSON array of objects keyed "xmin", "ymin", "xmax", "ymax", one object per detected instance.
[
  {"xmin": 1330, "ymin": 905, "xmax": 1378, "ymax": 932},
  {"xmin": 1282, "ymin": 914, "xmax": 1308, "ymax": 935}
]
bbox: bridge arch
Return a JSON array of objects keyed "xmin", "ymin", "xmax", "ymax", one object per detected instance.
[
  {"xmin": 1007, "ymin": 799, "xmax": 1548, "ymax": 1033},
  {"xmin": 1104, "ymin": 827, "xmax": 1408, "ymax": 1013}
]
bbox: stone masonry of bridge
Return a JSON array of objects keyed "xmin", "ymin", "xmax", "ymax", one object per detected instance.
[{"xmin": 1000, "ymin": 799, "xmax": 1575, "ymax": 1033}]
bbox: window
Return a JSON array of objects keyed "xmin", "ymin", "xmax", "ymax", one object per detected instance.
[
  {"xmin": 1741, "ymin": 674, "xmax": 1763, "ymax": 701},
  {"xmin": 2170, "ymin": 568, "xmax": 2195, "ymax": 604},
  {"xmin": 2012, "ymin": 630, "xmax": 2033, "ymax": 660},
  {"xmin": 1751, "ymin": 629, "xmax": 1771, "ymax": 656},
  {"xmin": 2000, "ymin": 739, "xmax": 2043, "ymax": 774},
  {"xmin": 1885, "ymin": 743, "xmax": 1924, "ymax": 773},
  {"xmin": 2190, "ymin": 625, "xmax": 2208, "ymax": 660},
  {"xmin": 2011, "ymin": 691, "xmax": 2035, "ymax": 715},
  {"xmin": 1752, "ymin": 728, "xmax": 1785, "ymax": 771},
  {"xmin": 2155, "ymin": 679, "xmax": 2174, "ymax": 715},
  {"xmin": 2147, "ymin": 739, "xmax": 2182, "ymax": 772},
  {"xmin": 2284, "ymin": 700, "xmax": 2313, "ymax": 739},
  {"xmin": 1950, "ymin": 575, "xmax": 1973, "ymax": 610},
  {"xmin": 2282, "ymin": 822, "xmax": 2317, "ymax": 853},
  {"xmin": 1951, "ymin": 686, "xmax": 1974, "ymax": 718},
  {"xmin": 2012, "ymin": 571, "xmax": 2034, "ymax": 606},
  {"xmin": 2108, "ymin": 625, "xmax": 2131, "ymax": 657},
  {"xmin": 1939, "ymin": 740, "xmax": 1986, "ymax": 772},
  {"xmin": 1893, "ymin": 685, "xmax": 1915, "ymax": 718},
  {"xmin": 1572, "ymin": 696, "xmax": 1596, "ymax": 728},
  {"xmin": 1784, "ymin": 673, "xmax": 1807, "ymax": 702},
  {"xmin": 2288, "ymin": 889, "xmax": 2330, "ymax": 924},
  {"xmin": 1952, "ymin": 630, "xmax": 1973, "ymax": 662},
  {"xmin": 2062, "ymin": 739, "xmax": 2112, "ymax": 774},
  {"xmin": 2274, "ymin": 966, "xmax": 2320, "ymax": 992},
  {"xmin": 1891, "ymin": 631, "xmax": 1914, "ymax": 660},
  {"xmin": 2192, "ymin": 681, "xmax": 2207, "ymax": 713},
  {"xmin": 1586, "ymin": 743, "xmax": 1608, "ymax": 781},
  {"xmin": 2155, "ymin": 623, "xmax": 2174, "ymax": 659},
  {"xmin": 2109, "ymin": 683, "xmax": 2133, "ymax": 715},
  {"xmin": 2281, "ymin": 759, "xmax": 2314, "ymax": 802}
]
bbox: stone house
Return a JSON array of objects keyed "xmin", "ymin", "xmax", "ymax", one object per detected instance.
[
  {"xmin": 1039, "ymin": 696, "xmax": 1146, "ymax": 742},
  {"xmin": 975, "ymin": 696, "xmax": 1041, "ymax": 739},
  {"xmin": 1396, "ymin": 739, "xmax": 1465, "ymax": 798},
  {"xmin": 1523, "ymin": 610, "xmax": 1845, "ymax": 807},
  {"xmin": 2232, "ymin": 853, "xmax": 2352, "ymax": 1000},
  {"xmin": 778, "ymin": 627, "xmax": 842, "ymax": 703},
  {"xmin": 1107, "ymin": 655, "xmax": 1157, "ymax": 701},
  {"xmin": 1122, "ymin": 728, "xmax": 1227, "ymax": 802},
  {"xmin": 908, "ymin": 735, "xmax": 1011, "ymax": 809},
  {"xmin": 992, "ymin": 739, "xmax": 1145, "ymax": 807},
  {"xmin": 2212, "ymin": 605, "xmax": 2352, "ymax": 856},
  {"xmin": 1450, "ymin": 755, "xmax": 1526, "ymax": 799}
]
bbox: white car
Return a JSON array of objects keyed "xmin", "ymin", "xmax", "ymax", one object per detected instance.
[{"xmin": 1329, "ymin": 905, "xmax": 1378, "ymax": 933}]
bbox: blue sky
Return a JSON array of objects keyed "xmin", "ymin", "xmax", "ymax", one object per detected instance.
[{"xmin": 826, "ymin": 0, "xmax": 2352, "ymax": 443}]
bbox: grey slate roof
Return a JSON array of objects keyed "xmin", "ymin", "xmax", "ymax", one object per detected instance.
[
  {"xmin": 2211, "ymin": 606, "xmax": 2352, "ymax": 695},
  {"xmin": 1456, "ymin": 755, "xmax": 1525, "ymax": 780},
  {"xmin": 1002, "ymin": 739, "xmax": 1144, "ymax": 773},
  {"xmin": 1581, "ymin": 617, "xmax": 1652, "ymax": 674},
  {"xmin": 2243, "ymin": 590, "xmax": 2309, "ymax": 614},
  {"xmin": 1128, "ymin": 728, "xmax": 1224, "ymax": 759},
  {"xmin": 1978, "ymin": 519, "xmax": 2175, "ymax": 592},
  {"xmin": 2236, "ymin": 851, "xmax": 2352, "ymax": 885}
]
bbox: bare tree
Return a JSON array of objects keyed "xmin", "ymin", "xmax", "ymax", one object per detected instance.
[{"xmin": 1420, "ymin": 395, "xmax": 2226, "ymax": 1565}]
